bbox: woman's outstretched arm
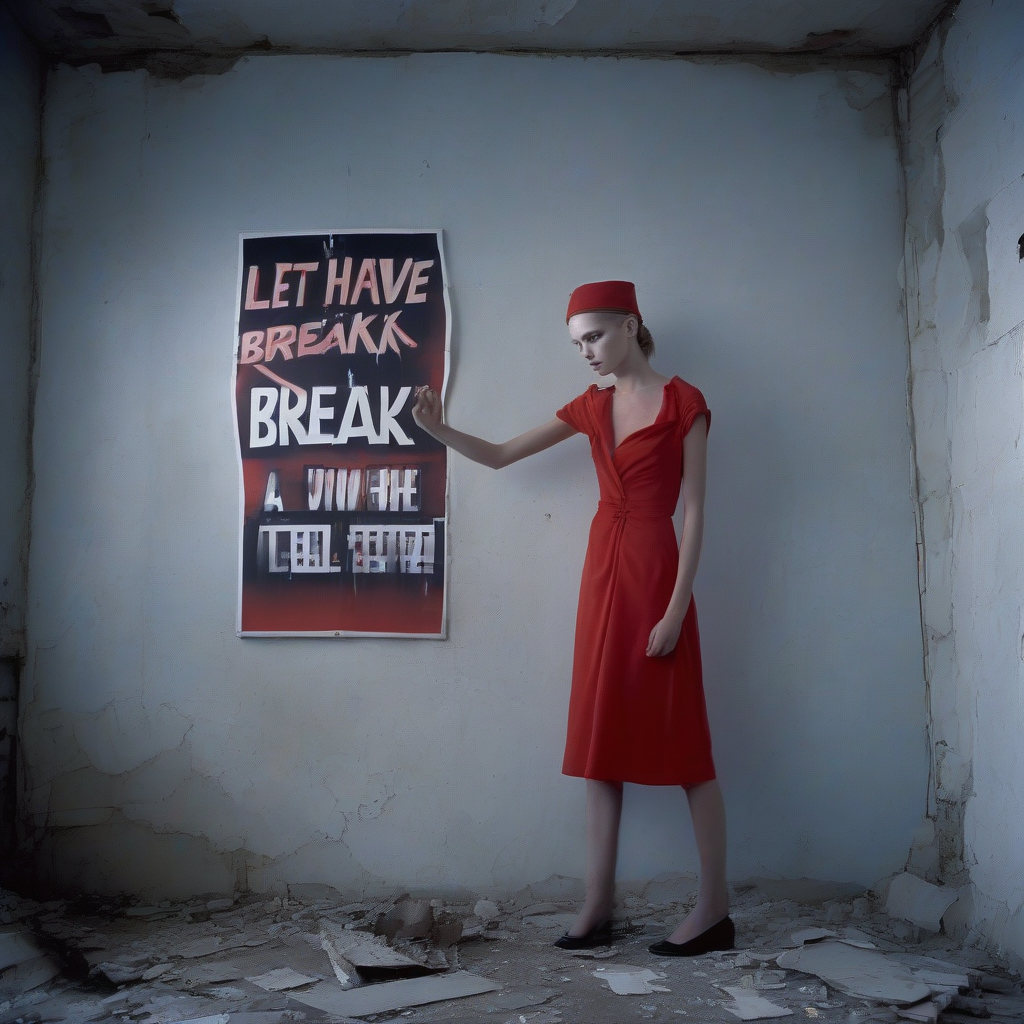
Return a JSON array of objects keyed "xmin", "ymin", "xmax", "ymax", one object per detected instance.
[
  {"xmin": 646, "ymin": 414, "xmax": 708, "ymax": 657},
  {"xmin": 411, "ymin": 385, "xmax": 578, "ymax": 469}
]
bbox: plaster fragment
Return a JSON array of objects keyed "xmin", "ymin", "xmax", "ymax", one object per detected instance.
[
  {"xmin": 885, "ymin": 873, "xmax": 958, "ymax": 931},
  {"xmin": 289, "ymin": 970, "xmax": 501, "ymax": 1017},
  {"xmin": 592, "ymin": 964, "xmax": 670, "ymax": 995},
  {"xmin": 720, "ymin": 986, "xmax": 793, "ymax": 1020},
  {"xmin": 246, "ymin": 967, "xmax": 318, "ymax": 991},
  {"xmin": 777, "ymin": 940, "xmax": 932, "ymax": 1005}
]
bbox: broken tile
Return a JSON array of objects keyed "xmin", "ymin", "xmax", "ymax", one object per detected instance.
[
  {"xmin": 0, "ymin": 953, "xmax": 62, "ymax": 995},
  {"xmin": 777, "ymin": 940, "xmax": 933, "ymax": 1005},
  {"xmin": 177, "ymin": 962, "xmax": 247, "ymax": 987},
  {"xmin": 320, "ymin": 933, "xmax": 357, "ymax": 987},
  {"xmin": 0, "ymin": 929, "xmax": 45, "ymax": 972},
  {"xmin": 592, "ymin": 964, "xmax": 670, "ymax": 995},
  {"xmin": 720, "ymin": 986, "xmax": 794, "ymax": 1020},
  {"xmin": 374, "ymin": 898, "xmax": 433, "ymax": 941},
  {"xmin": 909, "ymin": 968, "xmax": 969, "ymax": 994},
  {"xmin": 896, "ymin": 997, "xmax": 944, "ymax": 1022},
  {"xmin": 752, "ymin": 969, "xmax": 788, "ymax": 990},
  {"xmin": 792, "ymin": 928, "xmax": 837, "ymax": 945},
  {"xmin": 319, "ymin": 921, "xmax": 435, "ymax": 979},
  {"xmin": 95, "ymin": 959, "xmax": 151, "ymax": 984},
  {"xmin": 885, "ymin": 874, "xmax": 958, "ymax": 932},
  {"xmin": 838, "ymin": 928, "xmax": 877, "ymax": 949},
  {"xmin": 948, "ymin": 993, "xmax": 993, "ymax": 1017},
  {"xmin": 473, "ymin": 899, "xmax": 500, "ymax": 921},
  {"xmin": 431, "ymin": 911, "xmax": 464, "ymax": 948},
  {"xmin": 245, "ymin": 967, "xmax": 318, "ymax": 991},
  {"xmin": 289, "ymin": 969, "xmax": 501, "ymax": 1017}
]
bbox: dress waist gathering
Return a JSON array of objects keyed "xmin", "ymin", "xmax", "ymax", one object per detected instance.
[{"xmin": 596, "ymin": 498, "xmax": 674, "ymax": 522}]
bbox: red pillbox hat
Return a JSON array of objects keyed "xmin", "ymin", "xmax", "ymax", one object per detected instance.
[{"xmin": 566, "ymin": 280, "xmax": 641, "ymax": 323}]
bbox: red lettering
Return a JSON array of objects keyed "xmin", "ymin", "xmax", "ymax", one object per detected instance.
[
  {"xmin": 239, "ymin": 329, "xmax": 265, "ymax": 363},
  {"xmin": 244, "ymin": 265, "xmax": 270, "ymax": 310},
  {"xmin": 297, "ymin": 321, "xmax": 326, "ymax": 356},
  {"xmin": 406, "ymin": 260, "xmax": 433, "ymax": 304},
  {"xmin": 324, "ymin": 257, "xmax": 352, "ymax": 305},
  {"xmin": 272, "ymin": 263, "xmax": 292, "ymax": 308},
  {"xmin": 293, "ymin": 262, "xmax": 319, "ymax": 305},
  {"xmin": 350, "ymin": 258, "xmax": 380, "ymax": 305},
  {"xmin": 265, "ymin": 324, "xmax": 297, "ymax": 361}
]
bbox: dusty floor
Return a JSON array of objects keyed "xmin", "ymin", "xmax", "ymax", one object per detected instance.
[{"xmin": 1, "ymin": 874, "xmax": 1021, "ymax": 1024}]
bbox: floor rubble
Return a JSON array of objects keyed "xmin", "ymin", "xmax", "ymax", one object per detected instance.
[{"xmin": 1, "ymin": 875, "xmax": 1021, "ymax": 1024}]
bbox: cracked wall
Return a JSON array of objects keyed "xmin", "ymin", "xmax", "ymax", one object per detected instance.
[
  {"xmin": 900, "ymin": 0, "xmax": 1024, "ymax": 960},
  {"xmin": 0, "ymin": 4, "xmax": 42, "ymax": 852},
  {"xmin": 24, "ymin": 51, "xmax": 928, "ymax": 899},
  {"xmin": 11, "ymin": 0, "xmax": 951, "ymax": 63}
]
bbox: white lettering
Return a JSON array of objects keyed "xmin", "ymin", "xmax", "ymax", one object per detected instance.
[
  {"xmin": 263, "ymin": 470, "xmax": 284, "ymax": 511},
  {"xmin": 249, "ymin": 388, "xmax": 278, "ymax": 447},
  {"xmin": 377, "ymin": 386, "xmax": 414, "ymax": 445},
  {"xmin": 307, "ymin": 386, "xmax": 337, "ymax": 444},
  {"xmin": 279, "ymin": 386, "xmax": 308, "ymax": 445},
  {"xmin": 334, "ymin": 386, "xmax": 376, "ymax": 444}
]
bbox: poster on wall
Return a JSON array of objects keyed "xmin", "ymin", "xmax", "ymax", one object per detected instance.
[{"xmin": 232, "ymin": 230, "xmax": 450, "ymax": 638}]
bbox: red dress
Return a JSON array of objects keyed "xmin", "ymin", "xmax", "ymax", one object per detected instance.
[{"xmin": 556, "ymin": 376, "xmax": 716, "ymax": 786}]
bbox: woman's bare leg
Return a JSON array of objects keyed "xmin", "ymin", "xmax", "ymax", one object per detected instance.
[
  {"xmin": 567, "ymin": 779, "xmax": 623, "ymax": 936},
  {"xmin": 666, "ymin": 779, "xmax": 729, "ymax": 943}
]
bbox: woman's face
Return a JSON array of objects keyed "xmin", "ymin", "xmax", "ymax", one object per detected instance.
[{"xmin": 567, "ymin": 311, "xmax": 636, "ymax": 377}]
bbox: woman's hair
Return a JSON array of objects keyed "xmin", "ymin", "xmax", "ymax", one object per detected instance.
[{"xmin": 637, "ymin": 322, "xmax": 655, "ymax": 358}]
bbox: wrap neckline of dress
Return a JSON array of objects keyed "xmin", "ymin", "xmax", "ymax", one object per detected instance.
[{"xmin": 601, "ymin": 378, "xmax": 675, "ymax": 455}]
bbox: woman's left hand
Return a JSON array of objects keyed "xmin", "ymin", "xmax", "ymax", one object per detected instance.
[{"xmin": 646, "ymin": 613, "xmax": 683, "ymax": 658}]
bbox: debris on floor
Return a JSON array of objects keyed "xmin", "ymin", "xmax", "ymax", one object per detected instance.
[
  {"xmin": 718, "ymin": 985, "xmax": 793, "ymax": 1019},
  {"xmin": 777, "ymin": 940, "xmax": 933, "ymax": 1003},
  {"xmin": 288, "ymin": 969, "xmax": 501, "ymax": 1017},
  {"xmin": 886, "ymin": 873, "xmax": 960, "ymax": 932},
  {"xmin": 0, "ymin": 874, "xmax": 1021, "ymax": 1023},
  {"xmin": 592, "ymin": 963, "xmax": 670, "ymax": 994}
]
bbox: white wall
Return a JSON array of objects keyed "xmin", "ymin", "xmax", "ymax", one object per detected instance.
[
  {"xmin": 0, "ymin": 3, "xmax": 40, "ymax": 831},
  {"xmin": 902, "ymin": 0, "xmax": 1024, "ymax": 960},
  {"xmin": 23, "ymin": 52, "xmax": 926, "ymax": 897}
]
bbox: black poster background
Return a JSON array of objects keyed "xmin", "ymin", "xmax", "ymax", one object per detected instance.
[{"xmin": 232, "ymin": 231, "xmax": 450, "ymax": 637}]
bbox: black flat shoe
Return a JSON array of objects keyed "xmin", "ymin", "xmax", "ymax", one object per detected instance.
[
  {"xmin": 554, "ymin": 919, "xmax": 614, "ymax": 950},
  {"xmin": 648, "ymin": 915, "xmax": 735, "ymax": 957}
]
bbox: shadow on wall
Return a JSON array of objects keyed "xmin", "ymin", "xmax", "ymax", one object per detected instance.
[{"xmin": 0, "ymin": 659, "xmax": 19, "ymax": 865}]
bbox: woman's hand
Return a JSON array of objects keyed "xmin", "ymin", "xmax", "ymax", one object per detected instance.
[
  {"xmin": 412, "ymin": 385, "xmax": 443, "ymax": 434},
  {"xmin": 646, "ymin": 611, "xmax": 684, "ymax": 658}
]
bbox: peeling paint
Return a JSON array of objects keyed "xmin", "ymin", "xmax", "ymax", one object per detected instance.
[
  {"xmin": 956, "ymin": 203, "xmax": 991, "ymax": 325},
  {"xmin": 899, "ymin": 0, "xmax": 1024, "ymax": 961}
]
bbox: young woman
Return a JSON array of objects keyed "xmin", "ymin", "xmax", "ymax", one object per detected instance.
[{"xmin": 411, "ymin": 281, "xmax": 732, "ymax": 957}]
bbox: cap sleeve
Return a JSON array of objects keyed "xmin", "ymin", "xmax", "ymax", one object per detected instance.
[
  {"xmin": 556, "ymin": 386, "xmax": 595, "ymax": 438},
  {"xmin": 679, "ymin": 385, "xmax": 711, "ymax": 439}
]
